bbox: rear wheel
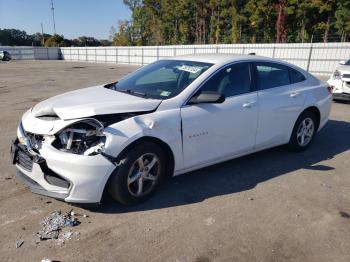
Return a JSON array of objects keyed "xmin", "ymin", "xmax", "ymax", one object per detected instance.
[
  {"xmin": 108, "ymin": 141, "xmax": 167, "ymax": 205},
  {"xmin": 288, "ymin": 111, "xmax": 317, "ymax": 152}
]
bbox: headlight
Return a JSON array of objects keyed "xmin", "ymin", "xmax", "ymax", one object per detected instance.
[
  {"xmin": 333, "ymin": 70, "xmax": 341, "ymax": 80},
  {"xmin": 53, "ymin": 119, "xmax": 106, "ymax": 156}
]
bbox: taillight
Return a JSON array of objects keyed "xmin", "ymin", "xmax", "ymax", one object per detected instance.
[{"xmin": 327, "ymin": 85, "xmax": 334, "ymax": 94}]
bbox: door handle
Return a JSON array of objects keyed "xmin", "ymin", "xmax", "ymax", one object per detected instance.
[
  {"xmin": 290, "ymin": 92, "xmax": 300, "ymax": 98},
  {"xmin": 242, "ymin": 101, "xmax": 256, "ymax": 108}
]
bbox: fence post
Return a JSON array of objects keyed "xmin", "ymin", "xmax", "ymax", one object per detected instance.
[
  {"xmin": 242, "ymin": 46, "xmax": 245, "ymax": 55},
  {"xmin": 128, "ymin": 48, "xmax": 130, "ymax": 64},
  {"xmin": 216, "ymin": 45, "xmax": 219, "ymax": 54},
  {"xmin": 46, "ymin": 47, "xmax": 49, "ymax": 60},
  {"xmin": 156, "ymin": 47, "xmax": 159, "ymax": 60},
  {"xmin": 95, "ymin": 48, "xmax": 97, "ymax": 62},
  {"xmin": 86, "ymin": 48, "xmax": 88, "ymax": 62},
  {"xmin": 116, "ymin": 47, "xmax": 118, "ymax": 64},
  {"xmin": 141, "ymin": 47, "xmax": 144, "ymax": 65},
  {"xmin": 78, "ymin": 48, "xmax": 80, "ymax": 61},
  {"xmin": 105, "ymin": 48, "xmax": 107, "ymax": 63},
  {"xmin": 306, "ymin": 45, "xmax": 313, "ymax": 72},
  {"xmin": 194, "ymin": 47, "xmax": 197, "ymax": 54},
  {"xmin": 272, "ymin": 46, "xmax": 276, "ymax": 58},
  {"xmin": 174, "ymin": 47, "xmax": 177, "ymax": 56}
]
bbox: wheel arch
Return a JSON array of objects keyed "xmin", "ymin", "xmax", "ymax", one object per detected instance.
[
  {"xmin": 288, "ymin": 105, "xmax": 321, "ymax": 143},
  {"xmin": 101, "ymin": 136, "xmax": 176, "ymax": 202},
  {"xmin": 301, "ymin": 106, "xmax": 321, "ymax": 130},
  {"xmin": 117, "ymin": 136, "xmax": 176, "ymax": 177}
]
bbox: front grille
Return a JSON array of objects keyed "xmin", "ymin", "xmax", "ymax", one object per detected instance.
[{"xmin": 17, "ymin": 146, "xmax": 33, "ymax": 171}]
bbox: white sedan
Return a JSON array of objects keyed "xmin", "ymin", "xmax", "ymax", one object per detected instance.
[{"xmin": 11, "ymin": 54, "xmax": 332, "ymax": 205}]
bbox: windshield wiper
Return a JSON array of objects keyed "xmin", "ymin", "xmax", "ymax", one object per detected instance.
[{"xmin": 117, "ymin": 88, "xmax": 148, "ymax": 98}]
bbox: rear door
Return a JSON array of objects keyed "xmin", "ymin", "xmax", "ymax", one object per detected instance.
[{"xmin": 253, "ymin": 62, "xmax": 306, "ymax": 148}]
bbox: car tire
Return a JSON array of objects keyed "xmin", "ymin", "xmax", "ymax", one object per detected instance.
[
  {"xmin": 108, "ymin": 141, "xmax": 167, "ymax": 205},
  {"xmin": 287, "ymin": 111, "xmax": 317, "ymax": 152}
]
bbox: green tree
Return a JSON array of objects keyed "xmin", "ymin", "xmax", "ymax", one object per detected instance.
[
  {"xmin": 335, "ymin": 0, "xmax": 350, "ymax": 42},
  {"xmin": 112, "ymin": 20, "xmax": 132, "ymax": 46},
  {"xmin": 44, "ymin": 34, "xmax": 65, "ymax": 47}
]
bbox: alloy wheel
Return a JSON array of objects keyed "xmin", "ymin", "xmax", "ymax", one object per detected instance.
[
  {"xmin": 127, "ymin": 153, "xmax": 160, "ymax": 197},
  {"xmin": 296, "ymin": 117, "xmax": 314, "ymax": 147}
]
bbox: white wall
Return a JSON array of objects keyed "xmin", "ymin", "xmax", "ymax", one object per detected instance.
[
  {"xmin": 0, "ymin": 46, "xmax": 61, "ymax": 60},
  {"xmin": 2, "ymin": 43, "xmax": 349, "ymax": 75},
  {"xmin": 60, "ymin": 43, "xmax": 350, "ymax": 76}
]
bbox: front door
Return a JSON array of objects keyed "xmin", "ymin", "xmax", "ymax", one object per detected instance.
[{"xmin": 181, "ymin": 62, "xmax": 259, "ymax": 169}]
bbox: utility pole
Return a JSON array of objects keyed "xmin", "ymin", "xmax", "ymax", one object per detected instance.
[
  {"xmin": 41, "ymin": 23, "xmax": 45, "ymax": 46},
  {"xmin": 51, "ymin": 0, "xmax": 56, "ymax": 35}
]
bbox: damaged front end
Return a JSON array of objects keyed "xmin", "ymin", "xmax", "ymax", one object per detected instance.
[{"xmin": 11, "ymin": 109, "xmax": 154, "ymax": 203}]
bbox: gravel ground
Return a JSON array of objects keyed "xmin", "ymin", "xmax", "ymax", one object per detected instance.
[{"xmin": 0, "ymin": 60, "xmax": 349, "ymax": 262}]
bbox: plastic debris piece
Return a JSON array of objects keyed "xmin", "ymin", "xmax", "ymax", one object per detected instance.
[
  {"xmin": 38, "ymin": 210, "xmax": 80, "ymax": 241},
  {"xmin": 15, "ymin": 239, "xmax": 24, "ymax": 248}
]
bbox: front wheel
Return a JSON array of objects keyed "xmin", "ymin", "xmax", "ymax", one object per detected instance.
[
  {"xmin": 287, "ymin": 111, "xmax": 317, "ymax": 152},
  {"xmin": 108, "ymin": 141, "xmax": 167, "ymax": 205}
]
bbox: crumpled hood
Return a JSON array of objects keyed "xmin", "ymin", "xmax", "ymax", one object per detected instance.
[{"xmin": 31, "ymin": 85, "xmax": 162, "ymax": 120}]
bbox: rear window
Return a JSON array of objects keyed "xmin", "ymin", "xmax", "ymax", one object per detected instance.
[
  {"xmin": 255, "ymin": 62, "xmax": 290, "ymax": 90},
  {"xmin": 289, "ymin": 68, "xmax": 306, "ymax": 83}
]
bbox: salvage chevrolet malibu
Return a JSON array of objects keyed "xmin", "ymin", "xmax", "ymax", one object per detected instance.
[{"xmin": 11, "ymin": 54, "xmax": 332, "ymax": 205}]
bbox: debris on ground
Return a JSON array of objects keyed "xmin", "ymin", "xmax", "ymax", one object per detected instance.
[
  {"xmin": 38, "ymin": 210, "xmax": 81, "ymax": 241},
  {"xmin": 320, "ymin": 183, "xmax": 332, "ymax": 189},
  {"xmin": 339, "ymin": 211, "xmax": 350, "ymax": 219},
  {"xmin": 15, "ymin": 239, "xmax": 24, "ymax": 248}
]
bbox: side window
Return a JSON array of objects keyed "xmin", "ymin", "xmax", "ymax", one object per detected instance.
[
  {"xmin": 289, "ymin": 67, "xmax": 306, "ymax": 84},
  {"xmin": 255, "ymin": 62, "xmax": 290, "ymax": 90},
  {"xmin": 200, "ymin": 63, "xmax": 252, "ymax": 98}
]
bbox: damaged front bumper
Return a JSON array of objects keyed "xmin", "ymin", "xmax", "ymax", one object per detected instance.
[{"xmin": 11, "ymin": 124, "xmax": 116, "ymax": 203}]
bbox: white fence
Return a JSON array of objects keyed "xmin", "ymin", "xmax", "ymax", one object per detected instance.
[
  {"xmin": 60, "ymin": 43, "xmax": 350, "ymax": 76},
  {"xmin": 0, "ymin": 46, "xmax": 60, "ymax": 60},
  {"xmin": 2, "ymin": 43, "xmax": 349, "ymax": 75}
]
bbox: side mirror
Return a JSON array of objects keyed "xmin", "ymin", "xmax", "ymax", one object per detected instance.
[
  {"xmin": 339, "ymin": 60, "xmax": 346, "ymax": 65},
  {"xmin": 188, "ymin": 91, "xmax": 225, "ymax": 105}
]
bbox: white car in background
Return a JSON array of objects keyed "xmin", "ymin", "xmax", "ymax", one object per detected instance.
[
  {"xmin": 328, "ymin": 59, "xmax": 350, "ymax": 101},
  {"xmin": 11, "ymin": 54, "xmax": 332, "ymax": 205}
]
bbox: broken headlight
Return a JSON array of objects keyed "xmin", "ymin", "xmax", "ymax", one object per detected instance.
[{"xmin": 53, "ymin": 119, "xmax": 106, "ymax": 156}]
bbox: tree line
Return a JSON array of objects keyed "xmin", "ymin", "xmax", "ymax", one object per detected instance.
[
  {"xmin": 111, "ymin": 0, "xmax": 350, "ymax": 45},
  {"xmin": 0, "ymin": 28, "xmax": 111, "ymax": 47}
]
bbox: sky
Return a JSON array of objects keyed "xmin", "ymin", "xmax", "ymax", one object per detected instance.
[{"xmin": 0, "ymin": 0, "xmax": 131, "ymax": 40}]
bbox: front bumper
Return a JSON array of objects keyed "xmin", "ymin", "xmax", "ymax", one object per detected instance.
[
  {"xmin": 332, "ymin": 92, "xmax": 350, "ymax": 101},
  {"xmin": 11, "ymin": 136, "xmax": 116, "ymax": 203}
]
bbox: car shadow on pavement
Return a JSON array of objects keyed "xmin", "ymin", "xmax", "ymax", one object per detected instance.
[{"xmin": 88, "ymin": 119, "xmax": 350, "ymax": 213}]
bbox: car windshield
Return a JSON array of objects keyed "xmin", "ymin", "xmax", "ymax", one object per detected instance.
[{"xmin": 110, "ymin": 60, "xmax": 213, "ymax": 99}]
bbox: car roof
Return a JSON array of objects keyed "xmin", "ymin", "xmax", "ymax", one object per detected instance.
[{"xmin": 168, "ymin": 53, "xmax": 285, "ymax": 66}]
